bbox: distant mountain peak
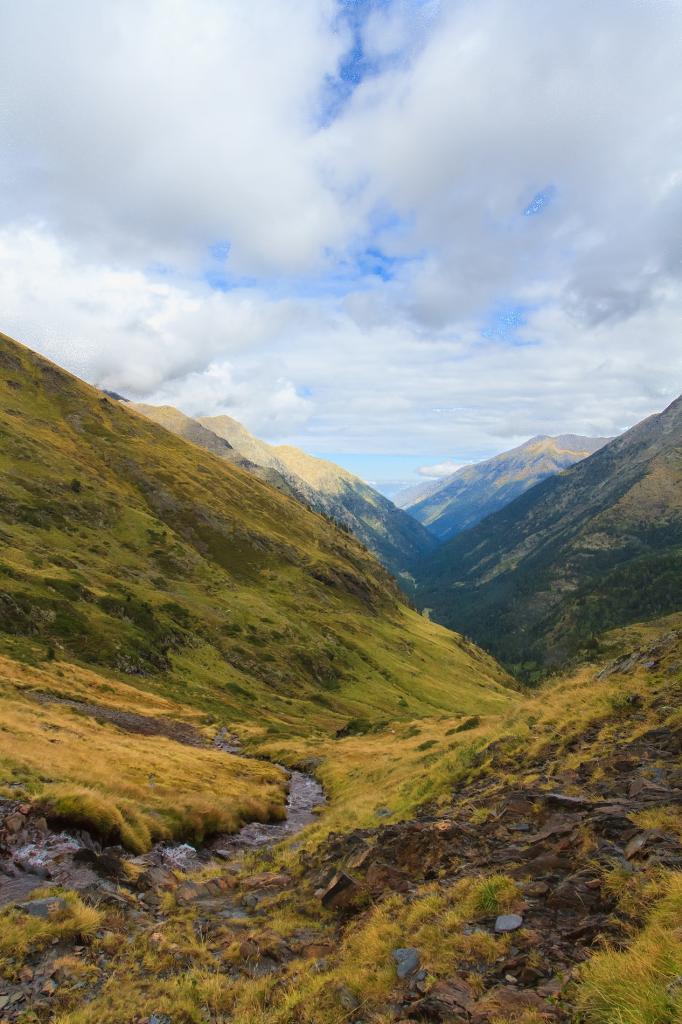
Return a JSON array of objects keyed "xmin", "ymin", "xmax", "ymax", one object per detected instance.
[
  {"xmin": 396, "ymin": 433, "xmax": 613, "ymax": 541},
  {"xmin": 416, "ymin": 394, "xmax": 682, "ymax": 676}
]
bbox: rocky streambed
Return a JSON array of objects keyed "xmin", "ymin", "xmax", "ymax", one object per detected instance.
[{"xmin": 0, "ymin": 709, "xmax": 324, "ymax": 907}]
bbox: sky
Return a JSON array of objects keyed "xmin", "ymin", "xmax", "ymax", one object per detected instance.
[{"xmin": 1, "ymin": 0, "xmax": 681, "ymax": 494}]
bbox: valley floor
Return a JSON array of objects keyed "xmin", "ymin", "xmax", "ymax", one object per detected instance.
[{"xmin": 1, "ymin": 619, "xmax": 682, "ymax": 1022}]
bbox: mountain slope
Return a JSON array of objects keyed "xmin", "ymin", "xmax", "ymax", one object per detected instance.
[
  {"xmin": 0, "ymin": 330, "xmax": 512, "ymax": 739},
  {"xmin": 416, "ymin": 397, "xmax": 682, "ymax": 676},
  {"xmin": 398, "ymin": 434, "xmax": 611, "ymax": 540},
  {"xmin": 199, "ymin": 413, "xmax": 439, "ymax": 577},
  {"xmin": 154, "ymin": 409, "xmax": 440, "ymax": 578},
  {"xmin": 131, "ymin": 403, "xmax": 297, "ymax": 495}
]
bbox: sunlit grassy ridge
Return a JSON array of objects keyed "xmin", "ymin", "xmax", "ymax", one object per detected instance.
[{"xmin": 0, "ymin": 330, "xmax": 511, "ymax": 738}]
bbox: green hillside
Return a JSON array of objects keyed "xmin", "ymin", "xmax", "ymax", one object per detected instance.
[
  {"xmin": 416, "ymin": 395, "xmax": 682, "ymax": 678},
  {"xmin": 0, "ymin": 331, "xmax": 511, "ymax": 736}
]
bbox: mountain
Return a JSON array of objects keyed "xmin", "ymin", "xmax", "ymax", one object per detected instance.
[
  {"xmin": 0, "ymin": 330, "xmax": 512, "ymax": 734},
  {"xmin": 397, "ymin": 434, "xmax": 612, "ymax": 541},
  {"xmin": 129, "ymin": 405, "xmax": 438, "ymax": 578},
  {"xmin": 130, "ymin": 403, "xmax": 296, "ymax": 494},
  {"xmin": 199, "ymin": 414, "xmax": 440, "ymax": 577},
  {"xmin": 416, "ymin": 397, "xmax": 682, "ymax": 677}
]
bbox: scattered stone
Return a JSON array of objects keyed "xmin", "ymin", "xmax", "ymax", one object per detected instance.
[
  {"xmin": 17, "ymin": 897, "xmax": 67, "ymax": 918},
  {"xmin": 494, "ymin": 914, "xmax": 523, "ymax": 933},
  {"xmin": 544, "ymin": 793, "xmax": 596, "ymax": 810},
  {"xmin": 319, "ymin": 871, "xmax": 360, "ymax": 910},
  {"xmin": 624, "ymin": 832, "xmax": 651, "ymax": 859},
  {"xmin": 5, "ymin": 812, "xmax": 25, "ymax": 834},
  {"xmin": 335, "ymin": 985, "xmax": 360, "ymax": 1011},
  {"xmin": 393, "ymin": 947, "xmax": 420, "ymax": 978},
  {"xmin": 160, "ymin": 844, "xmax": 197, "ymax": 870}
]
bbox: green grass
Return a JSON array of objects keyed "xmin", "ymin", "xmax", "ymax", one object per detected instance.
[{"xmin": 0, "ymin": 330, "xmax": 512, "ymax": 742}]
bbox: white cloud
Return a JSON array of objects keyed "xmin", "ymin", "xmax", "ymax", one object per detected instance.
[
  {"xmin": 417, "ymin": 461, "xmax": 467, "ymax": 478},
  {"xmin": 0, "ymin": 1, "xmax": 681, "ymax": 460}
]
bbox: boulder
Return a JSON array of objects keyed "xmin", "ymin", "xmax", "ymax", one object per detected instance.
[
  {"xmin": 393, "ymin": 947, "xmax": 420, "ymax": 978},
  {"xmin": 319, "ymin": 871, "xmax": 361, "ymax": 910},
  {"xmin": 494, "ymin": 914, "xmax": 523, "ymax": 933}
]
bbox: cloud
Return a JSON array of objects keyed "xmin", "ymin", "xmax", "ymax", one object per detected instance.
[
  {"xmin": 417, "ymin": 460, "xmax": 467, "ymax": 478},
  {"xmin": 0, "ymin": 1, "xmax": 681, "ymax": 461}
]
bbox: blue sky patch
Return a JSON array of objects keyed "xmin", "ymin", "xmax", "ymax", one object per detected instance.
[{"xmin": 523, "ymin": 185, "xmax": 557, "ymax": 216}]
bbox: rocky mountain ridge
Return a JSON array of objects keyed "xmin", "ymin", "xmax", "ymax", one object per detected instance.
[
  {"xmin": 130, "ymin": 404, "xmax": 438, "ymax": 579},
  {"xmin": 398, "ymin": 434, "xmax": 612, "ymax": 541}
]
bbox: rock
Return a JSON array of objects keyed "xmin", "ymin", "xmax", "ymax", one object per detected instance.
[
  {"xmin": 319, "ymin": 871, "xmax": 361, "ymax": 910},
  {"xmin": 242, "ymin": 872, "xmax": 289, "ymax": 890},
  {"xmin": 335, "ymin": 985, "xmax": 360, "ymax": 1011},
  {"xmin": 544, "ymin": 793, "xmax": 596, "ymax": 810},
  {"xmin": 17, "ymin": 897, "xmax": 67, "ymax": 918},
  {"xmin": 494, "ymin": 914, "xmax": 523, "ymax": 933},
  {"xmin": 149, "ymin": 1016, "xmax": 173, "ymax": 1024},
  {"xmin": 5, "ymin": 812, "xmax": 25, "ymax": 834},
  {"xmin": 393, "ymin": 947, "xmax": 420, "ymax": 978},
  {"xmin": 405, "ymin": 977, "xmax": 474, "ymax": 1019},
  {"xmin": 471, "ymin": 985, "xmax": 558, "ymax": 1022},
  {"xmin": 624, "ymin": 832, "xmax": 651, "ymax": 859},
  {"xmin": 160, "ymin": 844, "xmax": 197, "ymax": 870},
  {"xmin": 136, "ymin": 866, "xmax": 175, "ymax": 891},
  {"xmin": 365, "ymin": 859, "xmax": 411, "ymax": 894},
  {"xmin": 346, "ymin": 845, "xmax": 373, "ymax": 870}
]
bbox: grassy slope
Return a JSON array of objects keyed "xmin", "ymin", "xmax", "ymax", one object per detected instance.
[
  {"xmin": 416, "ymin": 396, "xmax": 682, "ymax": 677},
  {"xmin": 197, "ymin": 412, "xmax": 439, "ymax": 578},
  {"xmin": 0, "ymin": 330, "xmax": 512, "ymax": 842},
  {"xmin": 7, "ymin": 614, "xmax": 680, "ymax": 1023}
]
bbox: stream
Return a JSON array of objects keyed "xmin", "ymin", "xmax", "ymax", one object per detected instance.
[{"xmin": 0, "ymin": 721, "xmax": 325, "ymax": 904}]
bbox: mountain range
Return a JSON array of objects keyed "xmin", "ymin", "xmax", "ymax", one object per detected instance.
[
  {"xmin": 131, "ymin": 404, "xmax": 437, "ymax": 579},
  {"xmin": 1, "ymin": 329, "xmax": 682, "ymax": 1024},
  {"xmin": 416, "ymin": 394, "xmax": 682, "ymax": 677},
  {"xmin": 396, "ymin": 434, "xmax": 612, "ymax": 541},
  {"xmin": 0, "ymin": 331, "xmax": 508, "ymax": 735}
]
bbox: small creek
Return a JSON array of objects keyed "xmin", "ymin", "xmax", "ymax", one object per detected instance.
[
  {"xmin": 208, "ymin": 769, "xmax": 324, "ymax": 856},
  {"xmin": 0, "ymin": 714, "xmax": 325, "ymax": 903}
]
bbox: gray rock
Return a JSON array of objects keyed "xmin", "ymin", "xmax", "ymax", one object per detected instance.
[
  {"xmin": 17, "ymin": 897, "xmax": 67, "ymax": 919},
  {"xmin": 393, "ymin": 946, "xmax": 421, "ymax": 978},
  {"xmin": 495, "ymin": 913, "xmax": 524, "ymax": 933},
  {"xmin": 149, "ymin": 1016, "xmax": 173, "ymax": 1024},
  {"xmin": 336, "ymin": 985, "xmax": 360, "ymax": 1011}
]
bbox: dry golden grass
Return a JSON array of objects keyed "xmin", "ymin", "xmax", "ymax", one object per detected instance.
[
  {"xmin": 0, "ymin": 893, "xmax": 103, "ymax": 972},
  {"xmin": 0, "ymin": 657, "xmax": 287, "ymax": 850}
]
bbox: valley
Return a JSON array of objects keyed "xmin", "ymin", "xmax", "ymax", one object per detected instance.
[{"xmin": 0, "ymin": 331, "xmax": 681, "ymax": 1024}]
